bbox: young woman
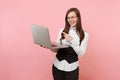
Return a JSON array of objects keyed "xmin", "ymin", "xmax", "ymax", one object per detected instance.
[{"xmin": 52, "ymin": 7, "xmax": 89, "ymax": 80}]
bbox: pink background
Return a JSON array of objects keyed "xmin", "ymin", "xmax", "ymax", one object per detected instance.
[{"xmin": 0, "ymin": 0, "xmax": 120, "ymax": 80}]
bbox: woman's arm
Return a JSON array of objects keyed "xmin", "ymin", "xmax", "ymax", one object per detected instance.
[{"xmin": 72, "ymin": 32, "xmax": 89, "ymax": 57}]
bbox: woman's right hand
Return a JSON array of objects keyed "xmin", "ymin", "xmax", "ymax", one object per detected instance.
[
  {"xmin": 40, "ymin": 45, "xmax": 58, "ymax": 52},
  {"xmin": 50, "ymin": 48, "xmax": 58, "ymax": 53},
  {"xmin": 40, "ymin": 45, "xmax": 49, "ymax": 49}
]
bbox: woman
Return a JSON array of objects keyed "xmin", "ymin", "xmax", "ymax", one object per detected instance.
[{"xmin": 52, "ymin": 8, "xmax": 89, "ymax": 80}]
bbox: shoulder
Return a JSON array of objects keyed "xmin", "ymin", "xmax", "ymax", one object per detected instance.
[
  {"xmin": 84, "ymin": 31, "xmax": 89, "ymax": 36},
  {"xmin": 59, "ymin": 28, "xmax": 64, "ymax": 31},
  {"xmin": 84, "ymin": 31, "xmax": 89, "ymax": 39},
  {"xmin": 58, "ymin": 28, "xmax": 64, "ymax": 33}
]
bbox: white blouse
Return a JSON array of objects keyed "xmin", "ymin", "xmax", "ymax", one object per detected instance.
[{"xmin": 53, "ymin": 27, "xmax": 89, "ymax": 72}]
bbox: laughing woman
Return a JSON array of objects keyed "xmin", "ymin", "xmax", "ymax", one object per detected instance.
[{"xmin": 52, "ymin": 8, "xmax": 89, "ymax": 80}]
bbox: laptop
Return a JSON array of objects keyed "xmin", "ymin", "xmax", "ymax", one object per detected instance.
[{"xmin": 30, "ymin": 24, "xmax": 69, "ymax": 49}]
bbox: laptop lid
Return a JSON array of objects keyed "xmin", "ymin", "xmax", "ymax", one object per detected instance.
[
  {"xmin": 30, "ymin": 24, "xmax": 69, "ymax": 49},
  {"xmin": 31, "ymin": 24, "xmax": 52, "ymax": 49}
]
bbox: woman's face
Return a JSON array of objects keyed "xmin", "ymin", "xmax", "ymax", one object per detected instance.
[{"xmin": 67, "ymin": 11, "xmax": 78, "ymax": 27}]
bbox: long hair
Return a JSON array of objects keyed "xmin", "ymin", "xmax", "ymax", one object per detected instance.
[{"xmin": 61, "ymin": 8, "xmax": 85, "ymax": 45}]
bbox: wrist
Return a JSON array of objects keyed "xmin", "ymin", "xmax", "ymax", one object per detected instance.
[{"xmin": 67, "ymin": 38, "xmax": 73, "ymax": 44}]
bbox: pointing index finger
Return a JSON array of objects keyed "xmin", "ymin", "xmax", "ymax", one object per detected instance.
[{"xmin": 62, "ymin": 32, "xmax": 67, "ymax": 35}]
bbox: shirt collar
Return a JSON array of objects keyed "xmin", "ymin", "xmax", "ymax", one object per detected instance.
[{"xmin": 70, "ymin": 26, "xmax": 76, "ymax": 30}]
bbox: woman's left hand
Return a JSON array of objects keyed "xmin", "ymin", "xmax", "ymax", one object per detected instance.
[{"xmin": 62, "ymin": 32, "xmax": 73, "ymax": 42}]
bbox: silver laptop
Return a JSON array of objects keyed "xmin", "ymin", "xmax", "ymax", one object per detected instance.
[{"xmin": 30, "ymin": 24, "xmax": 69, "ymax": 49}]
